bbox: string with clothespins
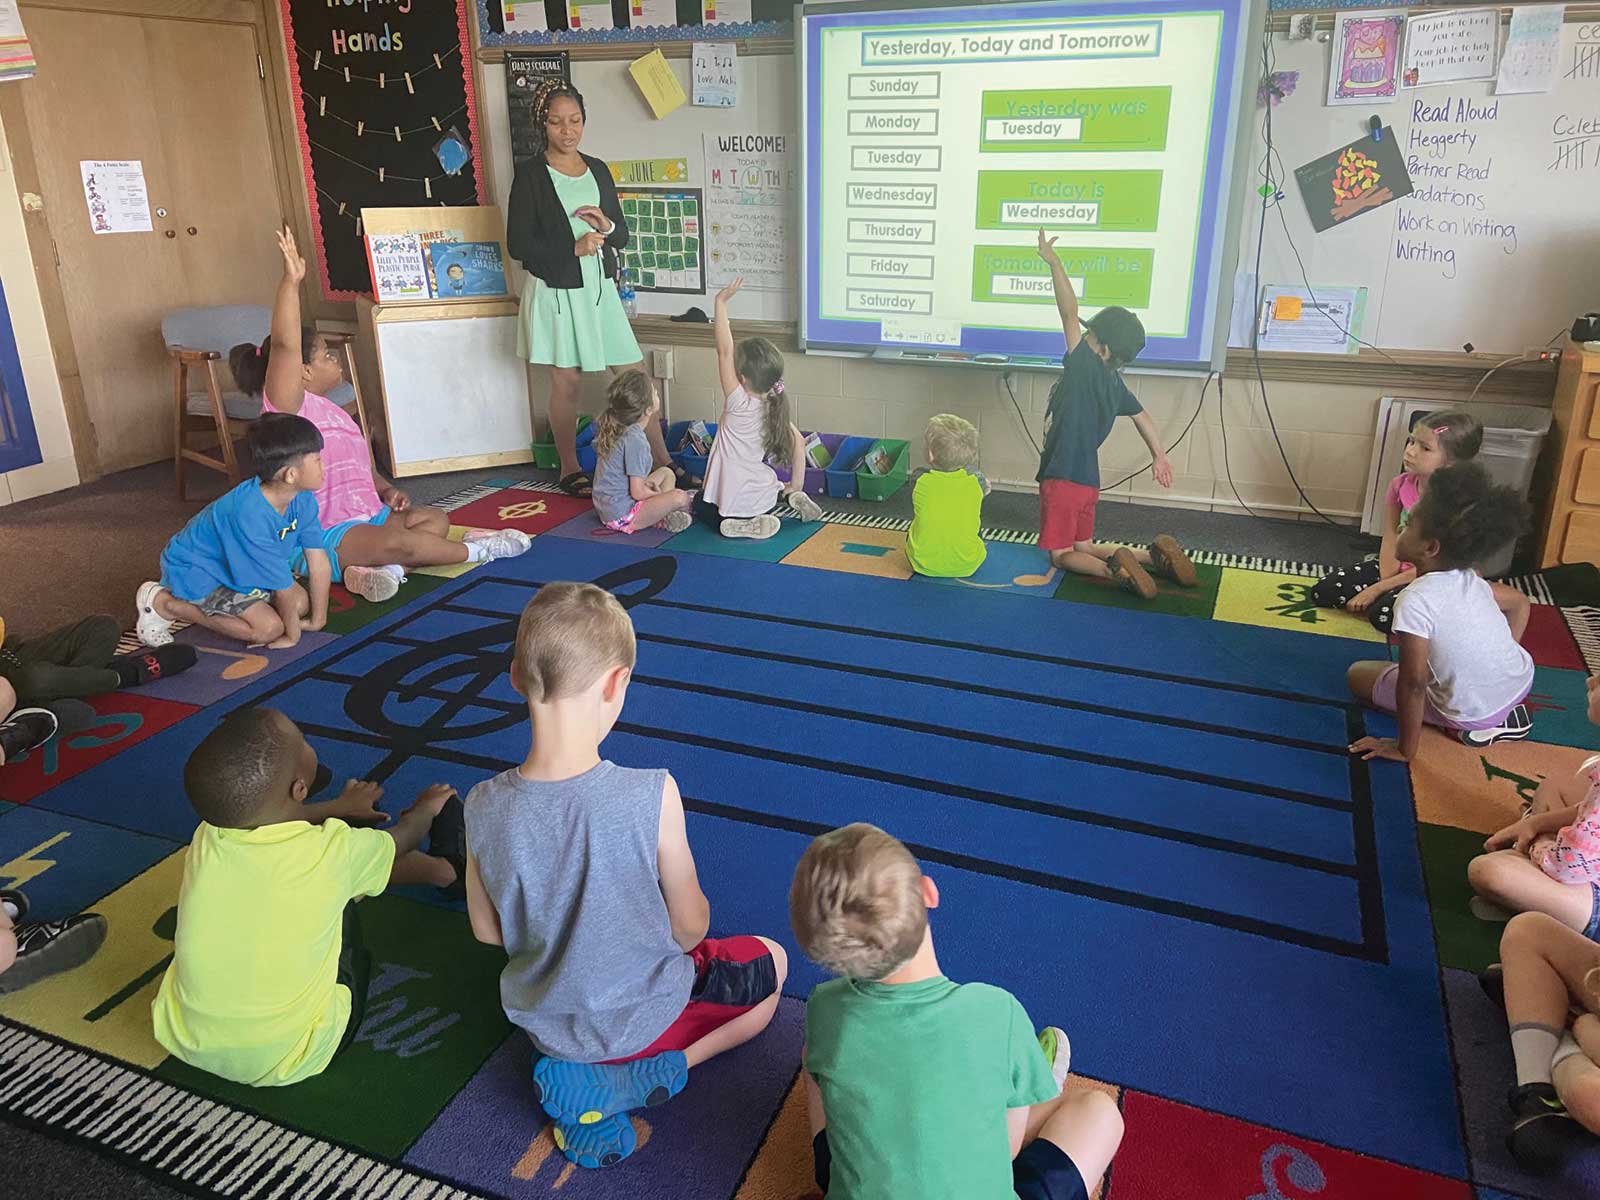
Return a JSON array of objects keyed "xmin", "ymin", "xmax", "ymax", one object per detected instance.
[
  {"xmin": 299, "ymin": 43, "xmax": 460, "ymax": 87},
  {"xmin": 304, "ymin": 95, "xmax": 467, "ymax": 143},
  {"xmin": 309, "ymin": 137, "xmax": 477, "ymax": 202}
]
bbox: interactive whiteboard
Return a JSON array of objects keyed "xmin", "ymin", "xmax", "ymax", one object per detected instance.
[{"xmin": 799, "ymin": 0, "xmax": 1259, "ymax": 370}]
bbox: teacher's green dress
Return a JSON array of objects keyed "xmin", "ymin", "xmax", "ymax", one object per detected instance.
[{"xmin": 517, "ymin": 165, "xmax": 641, "ymax": 371}]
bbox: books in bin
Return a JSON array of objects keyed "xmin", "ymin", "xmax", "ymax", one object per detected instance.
[
  {"xmin": 683, "ymin": 420, "xmax": 714, "ymax": 456},
  {"xmin": 863, "ymin": 445, "xmax": 896, "ymax": 476},
  {"xmin": 804, "ymin": 432, "xmax": 833, "ymax": 469},
  {"xmin": 428, "ymin": 242, "xmax": 509, "ymax": 298}
]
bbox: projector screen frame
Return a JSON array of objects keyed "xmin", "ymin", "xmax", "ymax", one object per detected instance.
[{"xmin": 796, "ymin": 0, "xmax": 1263, "ymax": 375}]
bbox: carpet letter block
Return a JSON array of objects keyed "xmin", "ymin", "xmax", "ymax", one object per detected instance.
[{"xmin": 1213, "ymin": 570, "xmax": 1386, "ymax": 644}]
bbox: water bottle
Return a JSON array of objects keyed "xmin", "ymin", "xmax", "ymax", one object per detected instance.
[{"xmin": 620, "ymin": 268, "xmax": 637, "ymax": 319}]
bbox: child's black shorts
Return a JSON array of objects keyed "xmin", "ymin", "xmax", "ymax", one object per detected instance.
[{"xmin": 811, "ymin": 1128, "xmax": 1088, "ymax": 1200}]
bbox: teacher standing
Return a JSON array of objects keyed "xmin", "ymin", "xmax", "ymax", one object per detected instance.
[{"xmin": 507, "ymin": 78, "xmax": 679, "ymax": 497}]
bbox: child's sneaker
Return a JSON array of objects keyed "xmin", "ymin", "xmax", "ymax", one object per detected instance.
[
  {"xmin": 787, "ymin": 491, "xmax": 823, "ymax": 523},
  {"xmin": 110, "ymin": 643, "xmax": 198, "ymax": 688},
  {"xmin": 1147, "ymin": 535, "xmax": 1198, "ymax": 587},
  {"xmin": 551, "ymin": 1112, "xmax": 637, "ymax": 1169},
  {"xmin": 1107, "ymin": 548, "xmax": 1157, "ymax": 600},
  {"xmin": 661, "ymin": 510, "xmax": 692, "ymax": 534},
  {"xmin": 1, "ymin": 889, "xmax": 30, "ymax": 923},
  {"xmin": 532, "ymin": 1049, "xmax": 689, "ymax": 1125},
  {"xmin": 721, "ymin": 515, "xmax": 781, "ymax": 541},
  {"xmin": 1508, "ymin": 1081, "xmax": 1589, "ymax": 1171},
  {"xmin": 0, "ymin": 708, "xmax": 58, "ymax": 766},
  {"xmin": 0, "ymin": 913, "xmax": 107, "ymax": 994},
  {"xmin": 428, "ymin": 793, "xmax": 467, "ymax": 900},
  {"xmin": 466, "ymin": 528, "xmax": 534, "ymax": 559},
  {"xmin": 344, "ymin": 565, "xmax": 401, "ymax": 604},
  {"xmin": 1460, "ymin": 705, "xmax": 1533, "ymax": 748},
  {"xmin": 1037, "ymin": 1026, "xmax": 1072, "ymax": 1092},
  {"xmin": 135, "ymin": 582, "xmax": 175, "ymax": 647}
]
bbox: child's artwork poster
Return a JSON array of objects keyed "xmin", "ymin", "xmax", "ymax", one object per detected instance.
[
  {"xmin": 366, "ymin": 234, "xmax": 429, "ymax": 301},
  {"xmin": 428, "ymin": 242, "xmax": 509, "ymax": 297},
  {"xmin": 1327, "ymin": 12, "xmax": 1404, "ymax": 106},
  {"xmin": 1293, "ymin": 133, "xmax": 1415, "ymax": 233},
  {"xmin": 279, "ymin": 0, "xmax": 483, "ymax": 297},
  {"xmin": 703, "ymin": 133, "xmax": 795, "ymax": 291},
  {"xmin": 1496, "ymin": 3, "xmax": 1565, "ymax": 95},
  {"xmin": 1402, "ymin": 9, "xmax": 1500, "ymax": 89}
]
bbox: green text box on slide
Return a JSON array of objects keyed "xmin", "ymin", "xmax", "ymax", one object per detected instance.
[
  {"xmin": 974, "ymin": 171, "xmax": 1161, "ymax": 233},
  {"xmin": 979, "ymin": 87, "xmax": 1171, "ymax": 153},
  {"xmin": 972, "ymin": 245, "xmax": 1153, "ymax": 307}
]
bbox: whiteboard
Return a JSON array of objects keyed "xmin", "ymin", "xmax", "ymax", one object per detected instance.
[
  {"xmin": 378, "ymin": 314, "xmax": 532, "ymax": 469},
  {"xmin": 480, "ymin": 54, "xmax": 798, "ymax": 323},
  {"xmin": 1239, "ymin": 24, "xmax": 1600, "ymax": 355}
]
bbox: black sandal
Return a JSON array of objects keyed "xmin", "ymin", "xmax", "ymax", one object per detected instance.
[
  {"xmin": 671, "ymin": 464, "xmax": 702, "ymax": 490},
  {"xmin": 558, "ymin": 471, "xmax": 593, "ymax": 498}
]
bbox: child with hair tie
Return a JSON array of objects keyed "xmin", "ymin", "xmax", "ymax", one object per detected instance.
[{"xmin": 591, "ymin": 370, "xmax": 694, "ymax": 535}]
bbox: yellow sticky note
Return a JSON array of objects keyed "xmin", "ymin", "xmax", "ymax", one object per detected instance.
[
  {"xmin": 628, "ymin": 49, "xmax": 687, "ymax": 119},
  {"xmin": 1273, "ymin": 295, "xmax": 1303, "ymax": 321}
]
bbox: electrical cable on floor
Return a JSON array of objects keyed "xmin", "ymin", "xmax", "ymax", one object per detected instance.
[{"xmin": 1102, "ymin": 370, "xmax": 1213, "ymax": 491}]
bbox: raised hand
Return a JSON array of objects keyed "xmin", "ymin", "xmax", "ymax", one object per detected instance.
[
  {"xmin": 716, "ymin": 277, "xmax": 745, "ymax": 305},
  {"xmin": 276, "ymin": 225, "xmax": 307, "ymax": 283},
  {"xmin": 1036, "ymin": 227, "xmax": 1059, "ymax": 265}
]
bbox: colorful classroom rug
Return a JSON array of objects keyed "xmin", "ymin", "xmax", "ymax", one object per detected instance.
[{"xmin": 3, "ymin": 480, "xmax": 1600, "ymax": 1200}]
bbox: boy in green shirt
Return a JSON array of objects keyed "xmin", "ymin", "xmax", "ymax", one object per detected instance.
[
  {"xmin": 906, "ymin": 414, "xmax": 989, "ymax": 580},
  {"xmin": 152, "ymin": 708, "xmax": 464, "ymax": 1086},
  {"xmin": 790, "ymin": 823, "xmax": 1123, "ymax": 1200}
]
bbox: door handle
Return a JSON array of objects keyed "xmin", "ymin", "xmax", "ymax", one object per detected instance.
[
  {"xmin": 165, "ymin": 230, "xmax": 176, "ymax": 239},
  {"xmin": 186, "ymin": 226, "xmax": 198, "ymax": 236}
]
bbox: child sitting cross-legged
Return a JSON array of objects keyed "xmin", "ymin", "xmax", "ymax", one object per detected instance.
[
  {"xmin": 590, "ymin": 369, "xmax": 694, "ymax": 535},
  {"xmin": 791, "ymin": 823, "xmax": 1124, "ymax": 1200},
  {"xmin": 906, "ymin": 414, "xmax": 990, "ymax": 580},
  {"xmin": 243, "ymin": 227, "xmax": 529, "ymax": 603},
  {"xmin": 1347, "ymin": 462, "xmax": 1535, "ymax": 763},
  {"xmin": 697, "ymin": 277, "xmax": 823, "ymax": 540},
  {"xmin": 1469, "ymin": 675, "xmax": 1600, "ymax": 938},
  {"xmin": 465, "ymin": 582, "xmax": 788, "ymax": 1168},
  {"xmin": 137, "ymin": 413, "xmax": 332, "ymax": 650},
  {"xmin": 152, "ymin": 707, "xmax": 464, "ymax": 1086}
]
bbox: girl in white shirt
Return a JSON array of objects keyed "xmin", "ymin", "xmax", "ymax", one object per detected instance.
[
  {"xmin": 697, "ymin": 279, "xmax": 822, "ymax": 540},
  {"xmin": 1348, "ymin": 462, "xmax": 1535, "ymax": 763}
]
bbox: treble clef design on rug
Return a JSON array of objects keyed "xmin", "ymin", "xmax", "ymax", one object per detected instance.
[
  {"xmin": 342, "ymin": 555, "xmax": 678, "ymax": 781},
  {"xmin": 1246, "ymin": 1143, "xmax": 1327, "ymax": 1200}
]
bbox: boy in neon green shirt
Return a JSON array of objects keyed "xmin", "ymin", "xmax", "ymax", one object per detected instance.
[
  {"xmin": 152, "ymin": 708, "xmax": 463, "ymax": 1086},
  {"xmin": 791, "ymin": 823, "xmax": 1124, "ymax": 1200},
  {"xmin": 906, "ymin": 414, "xmax": 989, "ymax": 579}
]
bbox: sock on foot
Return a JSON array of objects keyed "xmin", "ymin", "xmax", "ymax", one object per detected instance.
[
  {"xmin": 1511, "ymin": 1023, "xmax": 1563, "ymax": 1087},
  {"xmin": 1552, "ymin": 1031, "xmax": 1585, "ymax": 1072},
  {"xmin": 464, "ymin": 541, "xmax": 489, "ymax": 564}
]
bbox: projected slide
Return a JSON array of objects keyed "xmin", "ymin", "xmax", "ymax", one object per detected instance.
[{"xmin": 800, "ymin": 0, "xmax": 1252, "ymax": 369}]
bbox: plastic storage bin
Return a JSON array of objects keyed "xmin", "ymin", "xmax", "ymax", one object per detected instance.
[
  {"xmin": 1475, "ymin": 407, "xmax": 1552, "ymax": 576},
  {"xmin": 775, "ymin": 432, "xmax": 846, "ymax": 496},
  {"xmin": 855, "ymin": 439, "xmax": 910, "ymax": 502},
  {"xmin": 666, "ymin": 420, "xmax": 718, "ymax": 480},
  {"xmin": 824, "ymin": 437, "xmax": 876, "ymax": 499},
  {"xmin": 532, "ymin": 414, "xmax": 591, "ymax": 470}
]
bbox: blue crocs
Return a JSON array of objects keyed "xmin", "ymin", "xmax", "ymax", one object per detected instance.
[
  {"xmin": 551, "ymin": 1112, "xmax": 637, "ymax": 1169},
  {"xmin": 532, "ymin": 1050, "xmax": 689, "ymax": 1125}
]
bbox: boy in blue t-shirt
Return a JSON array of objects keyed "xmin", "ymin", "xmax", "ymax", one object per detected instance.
[
  {"xmin": 1034, "ymin": 229, "xmax": 1196, "ymax": 601},
  {"xmin": 137, "ymin": 414, "xmax": 333, "ymax": 650}
]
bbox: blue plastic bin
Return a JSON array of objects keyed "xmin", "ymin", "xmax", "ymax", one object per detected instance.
[
  {"xmin": 824, "ymin": 436, "xmax": 876, "ymax": 499},
  {"xmin": 666, "ymin": 419, "xmax": 718, "ymax": 480},
  {"xmin": 774, "ymin": 432, "xmax": 846, "ymax": 496}
]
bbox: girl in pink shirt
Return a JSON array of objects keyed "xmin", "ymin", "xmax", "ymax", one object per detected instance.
[
  {"xmin": 236, "ymin": 229, "xmax": 529, "ymax": 602},
  {"xmin": 1470, "ymin": 676, "xmax": 1600, "ymax": 942}
]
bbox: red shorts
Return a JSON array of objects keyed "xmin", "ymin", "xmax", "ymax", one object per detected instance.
[
  {"xmin": 604, "ymin": 936, "xmax": 778, "ymax": 1064},
  {"xmin": 1039, "ymin": 479, "xmax": 1100, "ymax": 550}
]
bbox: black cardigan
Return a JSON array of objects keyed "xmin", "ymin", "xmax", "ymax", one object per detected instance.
[{"xmin": 506, "ymin": 152, "xmax": 630, "ymax": 290}]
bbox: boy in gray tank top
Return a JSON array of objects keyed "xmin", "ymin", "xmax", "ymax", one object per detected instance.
[{"xmin": 465, "ymin": 581, "xmax": 788, "ymax": 1170}]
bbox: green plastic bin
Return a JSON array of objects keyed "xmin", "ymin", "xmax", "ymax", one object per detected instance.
[
  {"xmin": 855, "ymin": 439, "xmax": 910, "ymax": 502},
  {"xmin": 531, "ymin": 415, "xmax": 592, "ymax": 470}
]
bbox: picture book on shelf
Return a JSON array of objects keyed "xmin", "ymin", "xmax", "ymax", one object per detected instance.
[
  {"xmin": 684, "ymin": 420, "xmax": 714, "ymax": 455},
  {"xmin": 367, "ymin": 234, "xmax": 429, "ymax": 302},
  {"xmin": 804, "ymin": 432, "xmax": 833, "ymax": 469},
  {"xmin": 419, "ymin": 228, "xmax": 465, "ymax": 294},
  {"xmin": 427, "ymin": 242, "xmax": 509, "ymax": 298},
  {"xmin": 863, "ymin": 444, "xmax": 896, "ymax": 476}
]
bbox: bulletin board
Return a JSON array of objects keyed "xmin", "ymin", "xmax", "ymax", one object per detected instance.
[
  {"xmin": 478, "ymin": 0, "xmax": 792, "ymax": 46},
  {"xmin": 279, "ymin": 0, "xmax": 487, "ymax": 297},
  {"xmin": 617, "ymin": 187, "xmax": 707, "ymax": 293}
]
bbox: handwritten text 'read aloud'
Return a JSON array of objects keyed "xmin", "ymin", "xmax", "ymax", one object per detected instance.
[{"xmin": 1394, "ymin": 94, "xmax": 1516, "ymax": 279}]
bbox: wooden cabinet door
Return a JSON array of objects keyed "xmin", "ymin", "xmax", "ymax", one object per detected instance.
[{"xmin": 19, "ymin": 6, "xmax": 285, "ymax": 474}]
